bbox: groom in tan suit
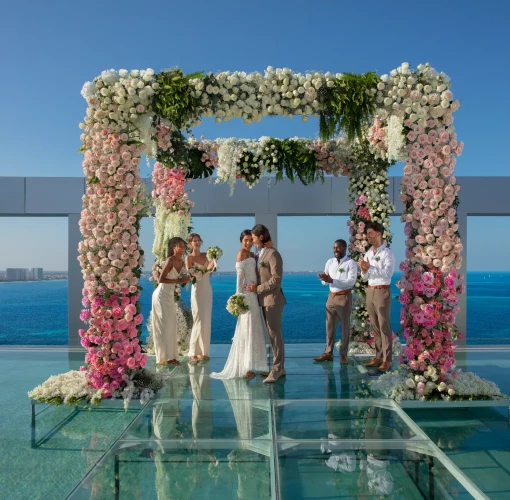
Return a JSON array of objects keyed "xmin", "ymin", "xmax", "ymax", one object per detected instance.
[{"xmin": 245, "ymin": 224, "xmax": 286, "ymax": 383}]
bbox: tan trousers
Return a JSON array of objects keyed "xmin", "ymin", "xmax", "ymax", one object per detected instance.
[
  {"xmin": 264, "ymin": 305, "xmax": 285, "ymax": 372},
  {"xmin": 366, "ymin": 288, "xmax": 393, "ymax": 362},
  {"xmin": 325, "ymin": 292, "xmax": 352, "ymax": 357}
]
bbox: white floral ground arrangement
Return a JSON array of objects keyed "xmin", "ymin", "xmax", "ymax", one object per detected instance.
[
  {"xmin": 372, "ymin": 366, "xmax": 507, "ymax": 402},
  {"xmin": 28, "ymin": 61, "xmax": 505, "ymax": 408},
  {"xmin": 28, "ymin": 368, "xmax": 170, "ymax": 410}
]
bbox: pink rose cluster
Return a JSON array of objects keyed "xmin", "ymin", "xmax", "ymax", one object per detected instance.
[
  {"xmin": 152, "ymin": 162, "xmax": 194, "ymax": 214},
  {"xmin": 78, "ymin": 124, "xmax": 148, "ymax": 396},
  {"xmin": 394, "ymin": 96, "xmax": 464, "ymax": 384},
  {"xmin": 189, "ymin": 136, "xmax": 219, "ymax": 169},
  {"xmin": 367, "ymin": 116, "xmax": 387, "ymax": 153},
  {"xmin": 309, "ymin": 139, "xmax": 352, "ymax": 177},
  {"xmin": 155, "ymin": 123, "xmax": 173, "ymax": 152},
  {"xmin": 347, "ymin": 196, "xmax": 371, "ymax": 258}
]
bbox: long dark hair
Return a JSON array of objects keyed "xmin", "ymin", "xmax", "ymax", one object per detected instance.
[
  {"xmin": 167, "ymin": 237, "xmax": 186, "ymax": 258},
  {"xmin": 240, "ymin": 229, "xmax": 252, "ymax": 242},
  {"xmin": 251, "ymin": 224, "xmax": 272, "ymax": 242}
]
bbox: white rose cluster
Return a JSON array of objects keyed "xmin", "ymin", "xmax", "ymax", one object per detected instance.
[
  {"xmin": 373, "ymin": 365, "xmax": 506, "ymax": 403},
  {"xmin": 80, "ymin": 68, "xmax": 158, "ymax": 142},
  {"xmin": 28, "ymin": 370, "xmax": 104, "ymax": 406},
  {"xmin": 370, "ymin": 62, "xmax": 460, "ymax": 163},
  {"xmin": 190, "ymin": 67, "xmax": 342, "ymax": 125}
]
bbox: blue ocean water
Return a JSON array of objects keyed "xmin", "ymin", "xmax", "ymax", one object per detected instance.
[{"xmin": 0, "ymin": 272, "xmax": 509, "ymax": 345}]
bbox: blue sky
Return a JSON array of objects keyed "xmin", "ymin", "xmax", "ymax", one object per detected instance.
[{"xmin": 0, "ymin": 0, "xmax": 509, "ymax": 270}]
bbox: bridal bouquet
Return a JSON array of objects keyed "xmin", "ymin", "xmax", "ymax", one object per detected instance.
[
  {"xmin": 207, "ymin": 246, "xmax": 223, "ymax": 261},
  {"xmin": 226, "ymin": 294, "xmax": 249, "ymax": 317}
]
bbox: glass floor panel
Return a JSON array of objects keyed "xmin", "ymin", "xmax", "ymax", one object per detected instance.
[
  {"xmin": 122, "ymin": 398, "xmax": 271, "ymax": 442},
  {"xmin": 406, "ymin": 406, "xmax": 510, "ymax": 498},
  {"xmin": 67, "ymin": 440, "xmax": 274, "ymax": 500},
  {"xmin": 2, "ymin": 346, "xmax": 510, "ymax": 498},
  {"xmin": 274, "ymin": 400, "xmax": 420, "ymax": 441},
  {"xmin": 276, "ymin": 441, "xmax": 474, "ymax": 499}
]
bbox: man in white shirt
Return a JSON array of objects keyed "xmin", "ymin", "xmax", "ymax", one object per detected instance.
[
  {"xmin": 314, "ymin": 239, "xmax": 357, "ymax": 364},
  {"xmin": 358, "ymin": 222, "xmax": 396, "ymax": 372}
]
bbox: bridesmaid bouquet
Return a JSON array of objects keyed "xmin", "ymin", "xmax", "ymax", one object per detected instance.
[
  {"xmin": 187, "ymin": 264, "xmax": 207, "ymax": 285},
  {"xmin": 226, "ymin": 294, "xmax": 249, "ymax": 317},
  {"xmin": 207, "ymin": 246, "xmax": 223, "ymax": 261}
]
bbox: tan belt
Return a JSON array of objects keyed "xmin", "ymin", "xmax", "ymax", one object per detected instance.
[
  {"xmin": 368, "ymin": 285, "xmax": 390, "ymax": 289},
  {"xmin": 330, "ymin": 289, "xmax": 352, "ymax": 296}
]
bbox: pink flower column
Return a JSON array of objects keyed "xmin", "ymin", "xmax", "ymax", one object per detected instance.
[
  {"xmin": 78, "ymin": 123, "xmax": 148, "ymax": 397},
  {"xmin": 398, "ymin": 120, "xmax": 464, "ymax": 380}
]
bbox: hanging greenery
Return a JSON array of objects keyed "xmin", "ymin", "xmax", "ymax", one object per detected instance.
[
  {"xmin": 319, "ymin": 72, "xmax": 380, "ymax": 142},
  {"xmin": 153, "ymin": 69, "xmax": 205, "ymax": 130}
]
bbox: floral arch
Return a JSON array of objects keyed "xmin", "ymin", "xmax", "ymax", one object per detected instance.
[{"xmin": 31, "ymin": 62, "xmax": 500, "ymax": 408}]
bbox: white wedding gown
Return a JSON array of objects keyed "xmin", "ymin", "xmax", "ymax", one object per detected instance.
[{"xmin": 211, "ymin": 257, "xmax": 269, "ymax": 379}]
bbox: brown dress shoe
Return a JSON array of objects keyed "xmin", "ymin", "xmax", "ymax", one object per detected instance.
[
  {"xmin": 313, "ymin": 353, "xmax": 334, "ymax": 362},
  {"xmin": 340, "ymin": 356, "xmax": 348, "ymax": 365},
  {"xmin": 378, "ymin": 362, "xmax": 393, "ymax": 372},
  {"xmin": 364, "ymin": 358, "xmax": 382, "ymax": 367}
]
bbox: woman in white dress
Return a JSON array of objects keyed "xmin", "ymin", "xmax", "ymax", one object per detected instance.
[
  {"xmin": 186, "ymin": 233, "xmax": 216, "ymax": 363},
  {"xmin": 211, "ymin": 230, "xmax": 269, "ymax": 379},
  {"xmin": 151, "ymin": 237, "xmax": 191, "ymax": 365}
]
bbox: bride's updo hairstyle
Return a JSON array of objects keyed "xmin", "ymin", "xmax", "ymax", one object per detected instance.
[{"xmin": 240, "ymin": 229, "xmax": 252, "ymax": 242}]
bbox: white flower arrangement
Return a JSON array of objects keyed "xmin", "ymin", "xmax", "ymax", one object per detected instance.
[
  {"xmin": 206, "ymin": 246, "xmax": 223, "ymax": 261},
  {"xmin": 28, "ymin": 371, "xmax": 104, "ymax": 407},
  {"xmin": 226, "ymin": 294, "xmax": 249, "ymax": 316},
  {"xmin": 28, "ymin": 368, "xmax": 171, "ymax": 409},
  {"xmin": 386, "ymin": 115, "xmax": 406, "ymax": 161},
  {"xmin": 217, "ymin": 138, "xmax": 245, "ymax": 195},
  {"xmin": 372, "ymin": 366, "xmax": 507, "ymax": 402}
]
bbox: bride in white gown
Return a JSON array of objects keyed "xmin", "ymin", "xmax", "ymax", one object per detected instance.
[{"xmin": 211, "ymin": 230, "xmax": 269, "ymax": 379}]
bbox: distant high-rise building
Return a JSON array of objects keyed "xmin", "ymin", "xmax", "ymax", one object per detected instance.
[
  {"xmin": 6, "ymin": 268, "xmax": 19, "ymax": 280},
  {"xmin": 6, "ymin": 268, "xmax": 31, "ymax": 281},
  {"xmin": 31, "ymin": 268, "xmax": 44, "ymax": 280}
]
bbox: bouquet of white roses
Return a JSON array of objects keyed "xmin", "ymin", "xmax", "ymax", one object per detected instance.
[
  {"xmin": 226, "ymin": 294, "xmax": 249, "ymax": 317},
  {"xmin": 207, "ymin": 246, "xmax": 223, "ymax": 261}
]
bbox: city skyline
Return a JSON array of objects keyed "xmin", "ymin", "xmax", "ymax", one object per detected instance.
[{"xmin": 1, "ymin": 215, "xmax": 509, "ymax": 272}]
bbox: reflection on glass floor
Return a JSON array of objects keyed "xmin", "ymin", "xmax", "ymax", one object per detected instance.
[
  {"xmin": 5, "ymin": 346, "xmax": 510, "ymax": 498},
  {"xmin": 67, "ymin": 352, "xmax": 491, "ymax": 499}
]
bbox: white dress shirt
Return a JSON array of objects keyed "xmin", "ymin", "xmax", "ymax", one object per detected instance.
[
  {"xmin": 361, "ymin": 244, "xmax": 395, "ymax": 286},
  {"xmin": 322, "ymin": 256, "xmax": 357, "ymax": 292}
]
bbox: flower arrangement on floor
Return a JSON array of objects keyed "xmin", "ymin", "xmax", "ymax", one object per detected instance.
[
  {"xmin": 373, "ymin": 366, "xmax": 506, "ymax": 402},
  {"xmin": 226, "ymin": 294, "xmax": 249, "ymax": 316},
  {"xmin": 28, "ymin": 367, "xmax": 169, "ymax": 409}
]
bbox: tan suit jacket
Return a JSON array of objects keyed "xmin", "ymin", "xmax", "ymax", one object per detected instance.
[{"xmin": 256, "ymin": 247, "xmax": 286, "ymax": 307}]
